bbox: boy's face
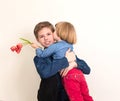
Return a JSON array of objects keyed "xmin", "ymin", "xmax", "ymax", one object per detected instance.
[{"xmin": 37, "ymin": 27, "xmax": 55, "ymax": 48}]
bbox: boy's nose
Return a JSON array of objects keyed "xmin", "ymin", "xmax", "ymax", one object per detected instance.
[{"xmin": 44, "ymin": 36, "xmax": 48, "ymax": 40}]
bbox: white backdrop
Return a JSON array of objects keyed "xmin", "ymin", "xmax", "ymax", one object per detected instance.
[{"xmin": 0, "ymin": 0, "xmax": 120, "ymax": 101}]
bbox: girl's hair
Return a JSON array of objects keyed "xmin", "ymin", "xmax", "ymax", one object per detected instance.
[
  {"xmin": 55, "ymin": 21, "xmax": 77, "ymax": 44},
  {"xmin": 34, "ymin": 21, "xmax": 55, "ymax": 39}
]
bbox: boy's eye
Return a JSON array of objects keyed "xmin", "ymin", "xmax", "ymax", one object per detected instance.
[
  {"xmin": 39, "ymin": 35, "xmax": 44, "ymax": 38},
  {"xmin": 47, "ymin": 33, "xmax": 52, "ymax": 35}
]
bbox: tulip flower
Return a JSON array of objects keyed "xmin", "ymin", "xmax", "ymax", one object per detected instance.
[
  {"xmin": 10, "ymin": 38, "xmax": 32, "ymax": 54},
  {"xmin": 10, "ymin": 43, "xmax": 23, "ymax": 54}
]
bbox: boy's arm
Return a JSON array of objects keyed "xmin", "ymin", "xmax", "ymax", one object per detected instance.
[
  {"xmin": 76, "ymin": 56, "xmax": 91, "ymax": 74},
  {"xmin": 33, "ymin": 56, "xmax": 69, "ymax": 78}
]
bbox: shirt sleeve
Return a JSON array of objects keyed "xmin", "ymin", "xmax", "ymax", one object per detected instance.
[
  {"xmin": 76, "ymin": 56, "xmax": 91, "ymax": 74},
  {"xmin": 33, "ymin": 56, "xmax": 69, "ymax": 78},
  {"xmin": 36, "ymin": 44, "xmax": 57, "ymax": 58},
  {"xmin": 36, "ymin": 48, "xmax": 43, "ymax": 57}
]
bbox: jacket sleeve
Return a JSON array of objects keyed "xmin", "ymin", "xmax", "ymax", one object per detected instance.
[
  {"xmin": 76, "ymin": 56, "xmax": 91, "ymax": 74},
  {"xmin": 33, "ymin": 56, "xmax": 69, "ymax": 78}
]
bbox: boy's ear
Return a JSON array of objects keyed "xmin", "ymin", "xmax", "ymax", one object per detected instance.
[{"xmin": 36, "ymin": 38, "xmax": 39, "ymax": 42}]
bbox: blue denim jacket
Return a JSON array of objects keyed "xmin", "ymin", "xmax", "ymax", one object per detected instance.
[{"xmin": 34, "ymin": 55, "xmax": 91, "ymax": 79}]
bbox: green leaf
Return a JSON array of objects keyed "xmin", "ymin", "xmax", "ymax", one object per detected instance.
[{"xmin": 19, "ymin": 38, "xmax": 32, "ymax": 44}]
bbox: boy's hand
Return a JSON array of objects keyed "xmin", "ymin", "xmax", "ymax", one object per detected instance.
[
  {"xmin": 60, "ymin": 61, "xmax": 77, "ymax": 77},
  {"xmin": 65, "ymin": 48, "xmax": 76, "ymax": 62},
  {"xmin": 31, "ymin": 43, "xmax": 39, "ymax": 49}
]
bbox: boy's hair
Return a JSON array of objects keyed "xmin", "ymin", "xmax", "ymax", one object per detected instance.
[
  {"xmin": 55, "ymin": 21, "xmax": 77, "ymax": 44},
  {"xmin": 34, "ymin": 21, "xmax": 55, "ymax": 39}
]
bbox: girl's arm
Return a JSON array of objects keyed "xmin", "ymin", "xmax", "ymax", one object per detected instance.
[
  {"xmin": 30, "ymin": 42, "xmax": 56, "ymax": 58},
  {"xmin": 36, "ymin": 43, "xmax": 57, "ymax": 57}
]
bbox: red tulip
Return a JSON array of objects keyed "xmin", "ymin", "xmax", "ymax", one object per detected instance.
[
  {"xmin": 10, "ymin": 43, "xmax": 23, "ymax": 54},
  {"xmin": 10, "ymin": 38, "xmax": 32, "ymax": 54},
  {"xmin": 10, "ymin": 46, "xmax": 17, "ymax": 52}
]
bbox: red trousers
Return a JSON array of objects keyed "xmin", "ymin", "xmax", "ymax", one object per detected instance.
[{"xmin": 62, "ymin": 68, "xmax": 93, "ymax": 101}]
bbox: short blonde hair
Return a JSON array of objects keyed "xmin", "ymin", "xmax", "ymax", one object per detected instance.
[{"xmin": 55, "ymin": 21, "xmax": 77, "ymax": 44}]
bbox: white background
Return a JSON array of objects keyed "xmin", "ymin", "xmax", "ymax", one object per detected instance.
[{"xmin": 0, "ymin": 0, "xmax": 120, "ymax": 101}]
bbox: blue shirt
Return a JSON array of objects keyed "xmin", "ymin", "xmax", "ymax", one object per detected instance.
[
  {"xmin": 34, "ymin": 56, "xmax": 91, "ymax": 78},
  {"xmin": 36, "ymin": 40, "xmax": 73, "ymax": 59}
]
